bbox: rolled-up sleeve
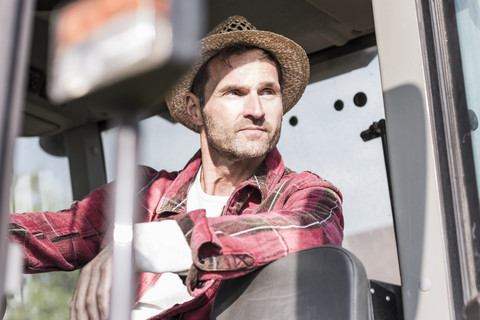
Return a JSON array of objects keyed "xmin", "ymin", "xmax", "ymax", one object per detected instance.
[{"xmin": 9, "ymin": 184, "xmax": 110, "ymax": 273}]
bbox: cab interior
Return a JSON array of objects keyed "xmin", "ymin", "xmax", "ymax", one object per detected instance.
[{"xmin": 6, "ymin": 0, "xmax": 403, "ymax": 318}]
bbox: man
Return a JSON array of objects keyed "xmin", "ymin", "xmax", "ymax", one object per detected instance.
[{"xmin": 9, "ymin": 15, "xmax": 343, "ymax": 319}]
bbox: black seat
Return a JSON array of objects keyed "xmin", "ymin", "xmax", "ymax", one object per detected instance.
[{"xmin": 211, "ymin": 245, "xmax": 373, "ymax": 320}]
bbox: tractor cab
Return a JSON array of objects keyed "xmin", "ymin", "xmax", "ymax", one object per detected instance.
[{"xmin": 1, "ymin": 0, "xmax": 479, "ymax": 319}]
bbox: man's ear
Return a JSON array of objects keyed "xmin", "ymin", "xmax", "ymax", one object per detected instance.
[{"xmin": 185, "ymin": 93, "xmax": 203, "ymax": 126}]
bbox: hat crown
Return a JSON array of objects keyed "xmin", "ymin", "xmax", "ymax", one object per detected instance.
[{"xmin": 207, "ymin": 15, "xmax": 257, "ymax": 36}]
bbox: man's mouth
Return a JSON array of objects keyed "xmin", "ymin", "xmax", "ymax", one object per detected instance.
[
  {"xmin": 239, "ymin": 126, "xmax": 266, "ymax": 132},
  {"xmin": 238, "ymin": 127, "xmax": 267, "ymax": 140}
]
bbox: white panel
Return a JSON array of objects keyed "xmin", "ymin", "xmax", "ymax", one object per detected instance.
[
  {"xmin": 372, "ymin": 0, "xmax": 453, "ymax": 318},
  {"xmin": 278, "ymin": 55, "xmax": 392, "ymax": 236}
]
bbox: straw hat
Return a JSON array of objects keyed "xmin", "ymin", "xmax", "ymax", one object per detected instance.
[{"xmin": 165, "ymin": 15, "xmax": 310, "ymax": 132}]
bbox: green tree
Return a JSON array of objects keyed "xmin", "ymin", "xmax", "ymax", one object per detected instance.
[{"xmin": 5, "ymin": 271, "xmax": 79, "ymax": 320}]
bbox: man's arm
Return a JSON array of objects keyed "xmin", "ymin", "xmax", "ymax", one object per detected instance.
[
  {"xmin": 8, "ymin": 183, "xmax": 111, "ymax": 273},
  {"xmin": 9, "ymin": 166, "xmax": 164, "ymax": 319},
  {"xmin": 172, "ymin": 172, "xmax": 344, "ymax": 288},
  {"xmin": 64, "ymin": 171, "xmax": 341, "ymax": 318},
  {"xmin": 8, "ymin": 165, "xmax": 164, "ymax": 273}
]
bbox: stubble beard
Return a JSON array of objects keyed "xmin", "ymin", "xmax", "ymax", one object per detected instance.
[{"xmin": 202, "ymin": 111, "xmax": 281, "ymax": 162}]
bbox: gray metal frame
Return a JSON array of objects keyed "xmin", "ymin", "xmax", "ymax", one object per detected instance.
[
  {"xmin": 417, "ymin": 0, "xmax": 480, "ymax": 316},
  {"xmin": 110, "ymin": 116, "xmax": 139, "ymax": 320},
  {"xmin": 372, "ymin": 0, "xmax": 455, "ymax": 318},
  {"xmin": 65, "ymin": 123, "xmax": 107, "ymax": 200},
  {"xmin": 0, "ymin": 0, "xmax": 35, "ymax": 303}
]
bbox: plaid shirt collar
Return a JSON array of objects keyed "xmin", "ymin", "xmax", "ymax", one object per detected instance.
[{"xmin": 155, "ymin": 147, "xmax": 285, "ymax": 216}]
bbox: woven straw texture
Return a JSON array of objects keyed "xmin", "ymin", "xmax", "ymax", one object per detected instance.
[{"xmin": 165, "ymin": 15, "xmax": 310, "ymax": 132}]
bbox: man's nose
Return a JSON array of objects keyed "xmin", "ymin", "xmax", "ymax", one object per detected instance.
[{"xmin": 243, "ymin": 93, "xmax": 265, "ymax": 119}]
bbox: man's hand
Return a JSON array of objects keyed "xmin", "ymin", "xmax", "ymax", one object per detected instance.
[{"xmin": 70, "ymin": 245, "xmax": 112, "ymax": 320}]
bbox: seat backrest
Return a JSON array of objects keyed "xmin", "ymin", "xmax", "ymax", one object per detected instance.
[{"xmin": 211, "ymin": 245, "xmax": 373, "ymax": 320}]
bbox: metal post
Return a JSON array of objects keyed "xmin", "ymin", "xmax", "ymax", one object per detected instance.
[
  {"xmin": 64, "ymin": 123, "xmax": 108, "ymax": 200},
  {"xmin": 110, "ymin": 115, "xmax": 139, "ymax": 320},
  {"xmin": 360, "ymin": 119, "xmax": 395, "ymax": 216},
  {"xmin": 0, "ymin": 0, "xmax": 35, "ymax": 304}
]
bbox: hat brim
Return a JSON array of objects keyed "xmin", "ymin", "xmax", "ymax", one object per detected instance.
[{"xmin": 166, "ymin": 30, "xmax": 310, "ymax": 132}]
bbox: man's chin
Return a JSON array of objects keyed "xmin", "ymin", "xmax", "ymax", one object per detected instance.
[
  {"xmin": 232, "ymin": 142, "xmax": 275, "ymax": 160},
  {"xmin": 208, "ymin": 134, "xmax": 278, "ymax": 162}
]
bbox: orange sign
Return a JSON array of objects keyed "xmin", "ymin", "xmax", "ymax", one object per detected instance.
[{"xmin": 56, "ymin": 0, "xmax": 171, "ymax": 47}]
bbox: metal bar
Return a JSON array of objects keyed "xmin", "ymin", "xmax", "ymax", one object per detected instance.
[
  {"xmin": 360, "ymin": 119, "xmax": 395, "ymax": 216},
  {"xmin": 378, "ymin": 119, "xmax": 395, "ymax": 217},
  {"xmin": 64, "ymin": 123, "xmax": 107, "ymax": 200},
  {"xmin": 110, "ymin": 115, "xmax": 139, "ymax": 320},
  {"xmin": 0, "ymin": 0, "xmax": 35, "ymax": 302}
]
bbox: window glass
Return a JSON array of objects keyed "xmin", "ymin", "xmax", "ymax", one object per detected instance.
[
  {"xmin": 11, "ymin": 137, "xmax": 72, "ymax": 212},
  {"xmin": 101, "ymin": 117, "xmax": 199, "ymax": 182},
  {"xmin": 454, "ymin": 0, "xmax": 480, "ymax": 198},
  {"xmin": 6, "ymin": 137, "xmax": 77, "ymax": 320}
]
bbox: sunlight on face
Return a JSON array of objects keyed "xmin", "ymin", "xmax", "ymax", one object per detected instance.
[{"xmin": 200, "ymin": 49, "xmax": 283, "ymax": 161}]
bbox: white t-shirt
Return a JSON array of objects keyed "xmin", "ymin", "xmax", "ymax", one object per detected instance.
[
  {"xmin": 186, "ymin": 166, "xmax": 230, "ymax": 217},
  {"xmin": 131, "ymin": 166, "xmax": 228, "ymax": 319}
]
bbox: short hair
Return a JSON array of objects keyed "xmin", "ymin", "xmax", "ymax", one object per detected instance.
[{"xmin": 191, "ymin": 44, "xmax": 283, "ymax": 107}]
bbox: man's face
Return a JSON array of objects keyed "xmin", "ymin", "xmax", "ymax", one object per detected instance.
[{"xmin": 200, "ymin": 49, "xmax": 283, "ymax": 161}]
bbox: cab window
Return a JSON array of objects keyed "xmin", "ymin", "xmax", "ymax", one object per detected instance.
[{"xmin": 7, "ymin": 136, "xmax": 77, "ymax": 320}]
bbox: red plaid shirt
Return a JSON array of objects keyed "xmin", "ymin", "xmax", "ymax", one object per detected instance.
[{"xmin": 9, "ymin": 148, "xmax": 343, "ymax": 319}]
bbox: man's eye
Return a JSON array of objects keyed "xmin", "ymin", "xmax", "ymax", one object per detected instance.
[{"xmin": 262, "ymin": 89, "xmax": 275, "ymax": 95}]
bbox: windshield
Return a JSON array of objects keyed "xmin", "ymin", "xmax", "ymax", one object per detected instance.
[{"xmin": 454, "ymin": 0, "xmax": 480, "ymax": 202}]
